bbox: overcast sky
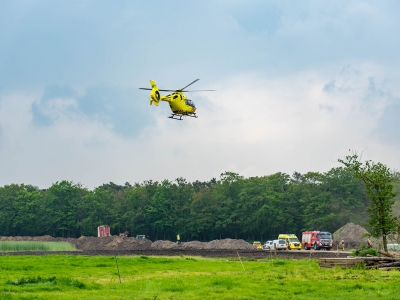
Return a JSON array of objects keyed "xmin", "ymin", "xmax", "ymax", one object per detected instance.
[{"xmin": 1, "ymin": 0, "xmax": 399, "ymax": 189}]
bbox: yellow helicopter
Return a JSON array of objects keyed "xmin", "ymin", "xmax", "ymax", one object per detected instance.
[{"xmin": 139, "ymin": 79, "xmax": 215, "ymax": 120}]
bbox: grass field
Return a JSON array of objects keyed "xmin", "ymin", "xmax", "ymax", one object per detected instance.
[
  {"xmin": 0, "ymin": 241, "xmax": 76, "ymax": 252},
  {"xmin": 0, "ymin": 255, "xmax": 400, "ymax": 299}
]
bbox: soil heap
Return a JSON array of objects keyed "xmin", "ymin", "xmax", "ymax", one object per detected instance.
[
  {"xmin": 151, "ymin": 238, "xmax": 253, "ymax": 250},
  {"xmin": 71, "ymin": 236, "xmax": 152, "ymax": 250},
  {"xmin": 333, "ymin": 222, "xmax": 380, "ymax": 249},
  {"xmin": 0, "ymin": 236, "xmax": 253, "ymax": 251}
]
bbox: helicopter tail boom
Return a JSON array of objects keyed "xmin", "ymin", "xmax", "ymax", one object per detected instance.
[{"xmin": 149, "ymin": 80, "xmax": 161, "ymax": 106}]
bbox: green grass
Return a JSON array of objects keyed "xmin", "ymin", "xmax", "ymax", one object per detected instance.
[
  {"xmin": 0, "ymin": 255, "xmax": 400, "ymax": 299},
  {"xmin": 0, "ymin": 241, "xmax": 76, "ymax": 252}
]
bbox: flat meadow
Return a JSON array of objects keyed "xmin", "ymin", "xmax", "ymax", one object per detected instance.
[
  {"xmin": 1, "ymin": 254, "xmax": 400, "ymax": 299},
  {"xmin": 0, "ymin": 241, "xmax": 76, "ymax": 252}
]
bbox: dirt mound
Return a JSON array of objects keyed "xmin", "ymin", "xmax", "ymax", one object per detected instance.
[
  {"xmin": 70, "ymin": 236, "xmax": 152, "ymax": 250},
  {"xmin": 150, "ymin": 240, "xmax": 179, "ymax": 249},
  {"xmin": 0, "ymin": 235, "xmax": 151, "ymax": 250},
  {"xmin": 1, "ymin": 236, "xmax": 252, "ymax": 251},
  {"xmin": 333, "ymin": 222, "xmax": 380, "ymax": 249},
  {"xmin": 150, "ymin": 238, "xmax": 253, "ymax": 250},
  {"xmin": 203, "ymin": 238, "xmax": 253, "ymax": 250},
  {"xmin": 181, "ymin": 241, "xmax": 204, "ymax": 249}
]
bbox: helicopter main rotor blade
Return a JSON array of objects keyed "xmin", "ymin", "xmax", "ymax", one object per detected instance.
[
  {"xmin": 140, "ymin": 79, "xmax": 214, "ymax": 92},
  {"xmin": 181, "ymin": 90, "xmax": 216, "ymax": 92},
  {"xmin": 180, "ymin": 79, "xmax": 200, "ymax": 91},
  {"xmin": 139, "ymin": 88, "xmax": 181, "ymax": 92}
]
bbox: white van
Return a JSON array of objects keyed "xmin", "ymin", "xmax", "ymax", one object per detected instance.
[
  {"xmin": 263, "ymin": 240, "xmax": 274, "ymax": 250},
  {"xmin": 273, "ymin": 239, "xmax": 287, "ymax": 250}
]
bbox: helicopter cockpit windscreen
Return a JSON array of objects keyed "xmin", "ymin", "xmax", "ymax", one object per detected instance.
[{"xmin": 185, "ymin": 99, "xmax": 196, "ymax": 108}]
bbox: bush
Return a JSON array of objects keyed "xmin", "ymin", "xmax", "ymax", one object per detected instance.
[
  {"xmin": 350, "ymin": 245, "xmax": 378, "ymax": 257},
  {"xmin": 6, "ymin": 276, "xmax": 86, "ymax": 289},
  {"xmin": 6, "ymin": 276, "xmax": 56, "ymax": 286}
]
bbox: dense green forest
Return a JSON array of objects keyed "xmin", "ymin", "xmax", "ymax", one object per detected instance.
[{"xmin": 1, "ymin": 168, "xmax": 399, "ymax": 242}]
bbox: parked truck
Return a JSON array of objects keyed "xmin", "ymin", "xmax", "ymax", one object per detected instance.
[
  {"xmin": 302, "ymin": 231, "xmax": 333, "ymax": 250},
  {"xmin": 278, "ymin": 234, "xmax": 301, "ymax": 250}
]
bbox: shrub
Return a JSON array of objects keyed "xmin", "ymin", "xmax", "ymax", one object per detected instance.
[
  {"xmin": 350, "ymin": 245, "xmax": 378, "ymax": 257},
  {"xmin": 353, "ymin": 262, "xmax": 367, "ymax": 270},
  {"xmin": 6, "ymin": 276, "xmax": 56, "ymax": 286},
  {"xmin": 6, "ymin": 276, "xmax": 86, "ymax": 289}
]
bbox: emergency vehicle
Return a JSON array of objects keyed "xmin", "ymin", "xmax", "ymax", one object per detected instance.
[
  {"xmin": 302, "ymin": 231, "xmax": 333, "ymax": 250},
  {"xmin": 278, "ymin": 234, "xmax": 301, "ymax": 250}
]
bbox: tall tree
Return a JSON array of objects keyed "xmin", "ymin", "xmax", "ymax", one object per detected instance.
[
  {"xmin": 213, "ymin": 172, "xmax": 243, "ymax": 239},
  {"xmin": 339, "ymin": 152, "xmax": 397, "ymax": 252},
  {"xmin": 324, "ymin": 167, "xmax": 368, "ymax": 229},
  {"xmin": 45, "ymin": 181, "xmax": 86, "ymax": 238},
  {"xmin": 170, "ymin": 178, "xmax": 194, "ymax": 241},
  {"xmin": 12, "ymin": 185, "xmax": 43, "ymax": 236},
  {"xmin": 125, "ymin": 180, "xmax": 159, "ymax": 237},
  {"xmin": 299, "ymin": 172, "xmax": 332, "ymax": 231},
  {"xmin": 0, "ymin": 184, "xmax": 44, "ymax": 236},
  {"xmin": 146, "ymin": 180, "xmax": 174, "ymax": 240},
  {"xmin": 189, "ymin": 187, "xmax": 219, "ymax": 241}
]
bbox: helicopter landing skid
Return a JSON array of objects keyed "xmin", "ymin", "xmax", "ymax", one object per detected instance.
[{"xmin": 168, "ymin": 113, "xmax": 198, "ymax": 121}]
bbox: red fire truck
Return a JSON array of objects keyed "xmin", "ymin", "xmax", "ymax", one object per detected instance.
[{"xmin": 302, "ymin": 231, "xmax": 333, "ymax": 250}]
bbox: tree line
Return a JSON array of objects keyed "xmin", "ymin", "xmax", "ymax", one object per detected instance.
[{"xmin": 2, "ymin": 166, "xmax": 386, "ymax": 242}]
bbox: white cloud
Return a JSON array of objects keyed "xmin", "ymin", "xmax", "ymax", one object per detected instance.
[
  {"xmin": 143, "ymin": 62, "xmax": 400, "ymax": 180},
  {"xmin": 0, "ymin": 1, "xmax": 399, "ymax": 191},
  {"xmin": 1, "ymin": 65, "xmax": 399, "ymax": 189}
]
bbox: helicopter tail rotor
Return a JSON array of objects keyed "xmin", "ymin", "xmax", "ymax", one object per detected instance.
[{"xmin": 149, "ymin": 80, "xmax": 161, "ymax": 106}]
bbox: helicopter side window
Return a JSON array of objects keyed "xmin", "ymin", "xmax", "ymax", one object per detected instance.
[
  {"xmin": 173, "ymin": 95, "xmax": 178, "ymax": 99},
  {"xmin": 185, "ymin": 99, "xmax": 196, "ymax": 108}
]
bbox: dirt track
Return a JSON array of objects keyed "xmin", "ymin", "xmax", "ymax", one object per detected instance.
[
  {"xmin": 0, "ymin": 249, "xmax": 351, "ymax": 259},
  {"xmin": 0, "ymin": 235, "xmax": 352, "ymax": 259}
]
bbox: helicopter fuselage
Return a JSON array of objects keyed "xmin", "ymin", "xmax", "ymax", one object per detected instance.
[{"xmin": 166, "ymin": 92, "xmax": 196, "ymax": 114}]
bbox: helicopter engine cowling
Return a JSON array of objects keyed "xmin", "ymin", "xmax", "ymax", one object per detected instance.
[{"xmin": 150, "ymin": 80, "xmax": 161, "ymax": 106}]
